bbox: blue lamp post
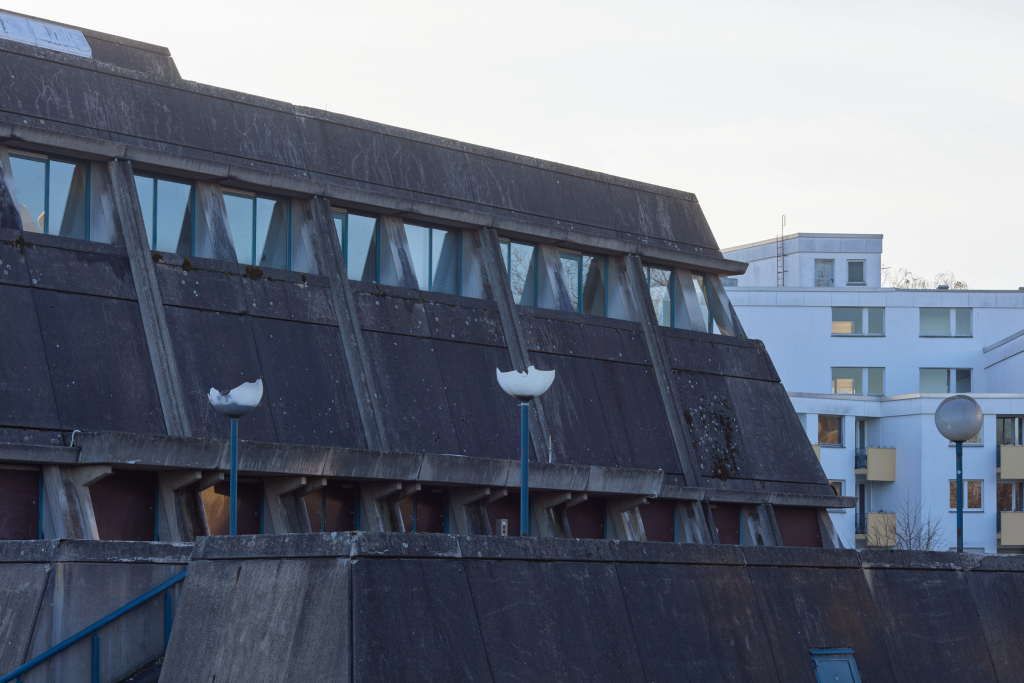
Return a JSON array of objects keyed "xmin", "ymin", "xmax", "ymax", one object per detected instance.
[
  {"xmin": 935, "ymin": 394, "xmax": 983, "ymax": 552},
  {"xmin": 208, "ymin": 379, "xmax": 264, "ymax": 535},
  {"xmin": 496, "ymin": 366, "xmax": 555, "ymax": 536}
]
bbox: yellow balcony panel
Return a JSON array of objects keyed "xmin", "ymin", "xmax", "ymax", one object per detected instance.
[
  {"xmin": 1001, "ymin": 512, "xmax": 1024, "ymax": 546},
  {"xmin": 866, "ymin": 448, "xmax": 896, "ymax": 482},
  {"xmin": 866, "ymin": 512, "xmax": 896, "ymax": 547},
  {"xmin": 812, "ymin": 445, "xmax": 821, "ymax": 461},
  {"xmin": 1000, "ymin": 446, "xmax": 1024, "ymax": 480}
]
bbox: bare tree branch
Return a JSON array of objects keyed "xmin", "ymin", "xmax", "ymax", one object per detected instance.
[{"xmin": 866, "ymin": 492, "xmax": 948, "ymax": 551}]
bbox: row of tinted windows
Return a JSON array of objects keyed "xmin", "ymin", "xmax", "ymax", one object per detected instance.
[{"xmin": 7, "ymin": 151, "xmax": 724, "ymax": 325}]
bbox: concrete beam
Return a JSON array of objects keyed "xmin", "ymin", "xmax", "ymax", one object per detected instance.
[
  {"xmin": 563, "ymin": 492, "xmax": 589, "ymax": 510},
  {"xmin": 157, "ymin": 470, "xmax": 202, "ymax": 542},
  {"xmin": 608, "ymin": 504, "xmax": 646, "ymax": 542},
  {"xmin": 295, "ymin": 477, "xmax": 327, "ymax": 498},
  {"xmin": 263, "ymin": 476, "xmax": 310, "ymax": 535},
  {"xmin": 536, "ymin": 244, "xmax": 575, "ymax": 312},
  {"xmin": 478, "ymin": 228, "xmax": 552, "ymax": 463},
  {"xmin": 107, "ymin": 159, "xmax": 191, "ymax": 437},
  {"xmin": 309, "ymin": 197, "xmax": 388, "ymax": 451},
  {"xmin": 61, "ymin": 465, "xmax": 112, "ymax": 540},
  {"xmin": 200, "ymin": 471, "xmax": 224, "ymax": 491},
  {"xmin": 621, "ymin": 254, "xmax": 701, "ymax": 485},
  {"xmin": 379, "ymin": 214, "xmax": 420, "ymax": 289}
]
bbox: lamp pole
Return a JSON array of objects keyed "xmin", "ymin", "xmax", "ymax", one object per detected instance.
[
  {"xmin": 934, "ymin": 394, "xmax": 983, "ymax": 554},
  {"xmin": 208, "ymin": 380, "xmax": 264, "ymax": 536},
  {"xmin": 520, "ymin": 401, "xmax": 530, "ymax": 536},
  {"xmin": 496, "ymin": 366, "xmax": 556, "ymax": 537}
]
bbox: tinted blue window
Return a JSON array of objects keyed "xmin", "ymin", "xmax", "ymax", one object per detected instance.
[{"xmin": 810, "ymin": 649, "xmax": 862, "ymax": 683}]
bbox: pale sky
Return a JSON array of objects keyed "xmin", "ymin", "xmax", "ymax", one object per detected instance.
[{"xmin": 15, "ymin": 1, "xmax": 1024, "ymax": 289}]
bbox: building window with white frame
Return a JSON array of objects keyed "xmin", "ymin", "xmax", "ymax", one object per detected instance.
[
  {"xmin": 949, "ymin": 480, "xmax": 983, "ymax": 511},
  {"xmin": 847, "ymin": 260, "xmax": 865, "ymax": 285},
  {"xmin": 818, "ymin": 415, "xmax": 843, "ymax": 446},
  {"xmin": 832, "ymin": 307, "xmax": 884, "ymax": 335},
  {"xmin": 920, "ymin": 368, "xmax": 972, "ymax": 394},
  {"xmin": 831, "ymin": 367, "xmax": 884, "ymax": 395},
  {"xmin": 920, "ymin": 308, "xmax": 972, "ymax": 337},
  {"xmin": 998, "ymin": 416, "xmax": 1024, "ymax": 446}
]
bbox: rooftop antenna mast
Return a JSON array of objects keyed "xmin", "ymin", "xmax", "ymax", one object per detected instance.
[{"xmin": 776, "ymin": 215, "xmax": 786, "ymax": 287}]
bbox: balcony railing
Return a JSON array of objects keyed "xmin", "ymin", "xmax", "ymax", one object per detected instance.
[
  {"xmin": 855, "ymin": 448, "xmax": 867, "ymax": 470},
  {"xmin": 854, "ymin": 447, "xmax": 895, "ymax": 481},
  {"xmin": 855, "ymin": 518, "xmax": 866, "ymax": 535}
]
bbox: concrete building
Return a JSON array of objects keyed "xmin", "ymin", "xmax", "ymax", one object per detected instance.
[
  {"xmin": 3, "ymin": 10, "xmax": 1024, "ymax": 683},
  {"xmin": 723, "ymin": 232, "xmax": 1024, "ymax": 552}
]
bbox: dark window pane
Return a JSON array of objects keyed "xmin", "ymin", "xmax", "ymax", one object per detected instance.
[
  {"xmin": 867, "ymin": 368, "xmax": 884, "ymax": 395},
  {"xmin": 955, "ymin": 308, "xmax": 972, "ymax": 336},
  {"xmin": 868, "ymin": 307, "xmax": 884, "ymax": 334},
  {"xmin": 832, "ymin": 368, "xmax": 862, "ymax": 394},
  {"xmin": 711, "ymin": 503, "xmax": 741, "ymax": 544},
  {"xmin": 224, "ymin": 193, "xmax": 255, "ymax": 265},
  {"xmin": 134, "ymin": 175, "xmax": 155, "ymax": 243},
  {"xmin": 89, "ymin": 470, "xmax": 157, "ymax": 541},
  {"xmin": 560, "ymin": 252, "xmax": 581, "ymax": 311},
  {"xmin": 920, "ymin": 308, "xmax": 950, "ymax": 336},
  {"xmin": 956, "ymin": 369, "xmax": 972, "ymax": 393},
  {"xmin": 155, "ymin": 178, "xmax": 193, "ymax": 256},
  {"xmin": 485, "ymin": 492, "xmax": 520, "ymax": 537},
  {"xmin": 920, "ymin": 368, "xmax": 949, "ymax": 393},
  {"xmin": 648, "ymin": 267, "xmax": 671, "ymax": 326},
  {"xmin": 431, "ymin": 228, "xmax": 460, "ymax": 295},
  {"xmin": 404, "ymin": 223, "xmax": 430, "ymax": 290},
  {"xmin": 818, "ymin": 415, "xmax": 843, "ymax": 445},
  {"xmin": 9, "ymin": 154, "xmax": 46, "ymax": 232},
  {"xmin": 581, "ymin": 255, "xmax": 607, "ymax": 317},
  {"xmin": 968, "ymin": 480, "xmax": 982, "ymax": 509},
  {"xmin": 204, "ymin": 480, "xmax": 262, "ymax": 535},
  {"xmin": 832, "ymin": 308, "xmax": 861, "ymax": 334},
  {"xmin": 691, "ymin": 273, "xmax": 710, "ymax": 330},
  {"xmin": 566, "ymin": 497, "xmax": 605, "ymax": 539},
  {"xmin": 0, "ymin": 468, "xmax": 39, "ymax": 540},
  {"xmin": 998, "ymin": 483, "xmax": 1012, "ymax": 512},
  {"xmin": 639, "ymin": 499, "xmax": 675, "ymax": 543},
  {"xmin": 48, "ymin": 159, "xmax": 88, "ymax": 239},
  {"xmin": 848, "ymin": 261, "xmax": 865, "ymax": 284},
  {"xmin": 347, "ymin": 214, "xmax": 378, "ymax": 282},
  {"xmin": 509, "ymin": 242, "xmax": 536, "ymax": 305}
]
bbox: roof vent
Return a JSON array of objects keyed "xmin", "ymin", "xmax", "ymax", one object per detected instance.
[{"xmin": 937, "ymin": 285, "xmax": 949, "ymax": 290}]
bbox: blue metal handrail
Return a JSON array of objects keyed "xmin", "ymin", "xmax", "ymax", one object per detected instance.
[{"xmin": 1, "ymin": 569, "xmax": 187, "ymax": 683}]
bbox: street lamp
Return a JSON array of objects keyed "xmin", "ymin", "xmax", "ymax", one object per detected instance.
[
  {"xmin": 496, "ymin": 366, "xmax": 555, "ymax": 536},
  {"xmin": 208, "ymin": 379, "xmax": 264, "ymax": 536},
  {"xmin": 935, "ymin": 394, "xmax": 983, "ymax": 552}
]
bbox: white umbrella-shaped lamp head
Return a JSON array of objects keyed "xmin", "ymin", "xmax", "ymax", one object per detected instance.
[
  {"xmin": 208, "ymin": 379, "xmax": 264, "ymax": 419},
  {"xmin": 496, "ymin": 366, "xmax": 555, "ymax": 401},
  {"xmin": 935, "ymin": 394, "xmax": 984, "ymax": 443}
]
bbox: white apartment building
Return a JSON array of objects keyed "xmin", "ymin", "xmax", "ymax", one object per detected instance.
[{"xmin": 723, "ymin": 233, "xmax": 1024, "ymax": 551}]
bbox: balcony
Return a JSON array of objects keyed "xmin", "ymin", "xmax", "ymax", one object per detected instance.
[
  {"xmin": 854, "ymin": 447, "xmax": 896, "ymax": 481},
  {"xmin": 998, "ymin": 445, "xmax": 1024, "ymax": 480},
  {"xmin": 812, "ymin": 445, "xmax": 821, "ymax": 460},
  {"xmin": 1000, "ymin": 512, "xmax": 1024, "ymax": 546},
  {"xmin": 855, "ymin": 512, "xmax": 895, "ymax": 547}
]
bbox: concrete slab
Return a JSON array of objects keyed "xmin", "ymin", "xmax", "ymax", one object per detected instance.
[
  {"xmin": 465, "ymin": 558, "xmax": 645, "ymax": 683},
  {"xmin": 24, "ymin": 241, "xmax": 137, "ymax": 300},
  {"xmin": 160, "ymin": 556, "xmax": 351, "ymax": 683},
  {"xmin": 0, "ymin": 561, "xmax": 51, "ymax": 674},
  {"xmin": 320, "ymin": 447, "xmax": 423, "ymax": 481},
  {"xmin": 424, "ymin": 300, "xmax": 506, "ymax": 347},
  {"xmin": 352, "ymin": 557, "xmax": 491, "ymax": 683},
  {"xmin": 418, "ymin": 453, "xmax": 514, "ymax": 486},
  {"xmin": 966, "ymin": 570, "xmax": 1024, "ymax": 683},
  {"xmin": 77, "ymin": 431, "xmax": 224, "ymax": 470},
  {"xmin": 0, "ymin": 284, "xmax": 60, "ymax": 430}
]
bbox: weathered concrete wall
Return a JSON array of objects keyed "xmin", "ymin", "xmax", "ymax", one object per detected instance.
[
  {"xmin": 159, "ymin": 533, "xmax": 1024, "ymax": 683},
  {"xmin": 0, "ymin": 540, "xmax": 189, "ymax": 683}
]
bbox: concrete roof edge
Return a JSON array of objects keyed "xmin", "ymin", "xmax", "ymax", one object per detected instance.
[
  {"xmin": 722, "ymin": 233, "xmax": 885, "ymax": 253},
  {"xmin": 984, "ymin": 327, "xmax": 1024, "ymax": 353}
]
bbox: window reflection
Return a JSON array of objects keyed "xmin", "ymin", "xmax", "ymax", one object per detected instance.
[
  {"xmin": 9, "ymin": 152, "xmax": 88, "ymax": 239},
  {"xmin": 581, "ymin": 255, "xmax": 607, "ymax": 317},
  {"xmin": 500, "ymin": 238, "xmax": 537, "ymax": 306},
  {"xmin": 560, "ymin": 251, "xmax": 581, "ymax": 311},
  {"xmin": 404, "ymin": 223, "xmax": 461, "ymax": 294},
  {"xmin": 645, "ymin": 266, "xmax": 672, "ymax": 326},
  {"xmin": 333, "ymin": 210, "xmax": 379, "ymax": 282},
  {"xmin": 692, "ymin": 273, "xmax": 711, "ymax": 332},
  {"xmin": 134, "ymin": 174, "xmax": 194, "ymax": 256},
  {"xmin": 224, "ymin": 192, "xmax": 290, "ymax": 269}
]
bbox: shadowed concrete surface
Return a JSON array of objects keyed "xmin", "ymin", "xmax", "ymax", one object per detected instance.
[
  {"xmin": 150, "ymin": 533, "xmax": 1024, "ymax": 683},
  {"xmin": 0, "ymin": 540, "xmax": 189, "ymax": 683}
]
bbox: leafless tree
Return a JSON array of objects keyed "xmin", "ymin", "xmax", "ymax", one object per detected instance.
[
  {"xmin": 882, "ymin": 264, "xmax": 968, "ymax": 290},
  {"xmin": 867, "ymin": 492, "xmax": 948, "ymax": 551}
]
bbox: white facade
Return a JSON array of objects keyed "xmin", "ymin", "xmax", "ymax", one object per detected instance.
[{"xmin": 724, "ymin": 234, "xmax": 1024, "ymax": 552}]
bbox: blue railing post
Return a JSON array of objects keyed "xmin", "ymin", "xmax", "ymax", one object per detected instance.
[
  {"xmin": 91, "ymin": 633, "xmax": 99, "ymax": 683},
  {"xmin": 164, "ymin": 590, "xmax": 173, "ymax": 649},
  {"xmin": 230, "ymin": 417, "xmax": 238, "ymax": 535},
  {"xmin": 520, "ymin": 401, "xmax": 530, "ymax": 536}
]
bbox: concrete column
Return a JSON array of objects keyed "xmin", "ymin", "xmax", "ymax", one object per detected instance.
[
  {"xmin": 107, "ymin": 159, "xmax": 192, "ymax": 438},
  {"xmin": 531, "ymin": 491, "xmax": 573, "ymax": 538},
  {"xmin": 193, "ymin": 181, "xmax": 238, "ymax": 262},
  {"xmin": 741, "ymin": 504, "xmax": 782, "ymax": 546},
  {"xmin": 87, "ymin": 161, "xmax": 124, "ymax": 246},
  {"xmin": 677, "ymin": 500, "xmax": 713, "ymax": 544},
  {"xmin": 449, "ymin": 487, "xmax": 492, "ymax": 535},
  {"xmin": 704, "ymin": 274, "xmax": 747, "ymax": 338},
  {"xmin": 672, "ymin": 268, "xmax": 709, "ymax": 332},
  {"xmin": 379, "ymin": 215, "xmax": 419, "ymax": 289},
  {"xmin": 309, "ymin": 197, "xmax": 388, "ymax": 451},
  {"xmin": 262, "ymin": 476, "xmax": 311, "ymax": 534},
  {"xmin": 535, "ymin": 244, "xmax": 575, "ymax": 312},
  {"xmin": 359, "ymin": 481, "xmax": 404, "ymax": 532},
  {"xmin": 0, "ymin": 145, "xmax": 23, "ymax": 231},
  {"xmin": 621, "ymin": 254, "xmax": 702, "ymax": 485},
  {"xmin": 608, "ymin": 496, "xmax": 649, "ymax": 541},
  {"xmin": 477, "ymin": 228, "xmax": 553, "ymax": 462},
  {"xmin": 42, "ymin": 465, "xmax": 112, "ymax": 540},
  {"xmin": 157, "ymin": 470, "xmax": 202, "ymax": 542},
  {"xmin": 818, "ymin": 507, "xmax": 842, "ymax": 548}
]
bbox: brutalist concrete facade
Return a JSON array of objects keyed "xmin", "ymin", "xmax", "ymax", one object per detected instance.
[{"xmin": 0, "ymin": 11, "xmax": 919, "ymax": 683}]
